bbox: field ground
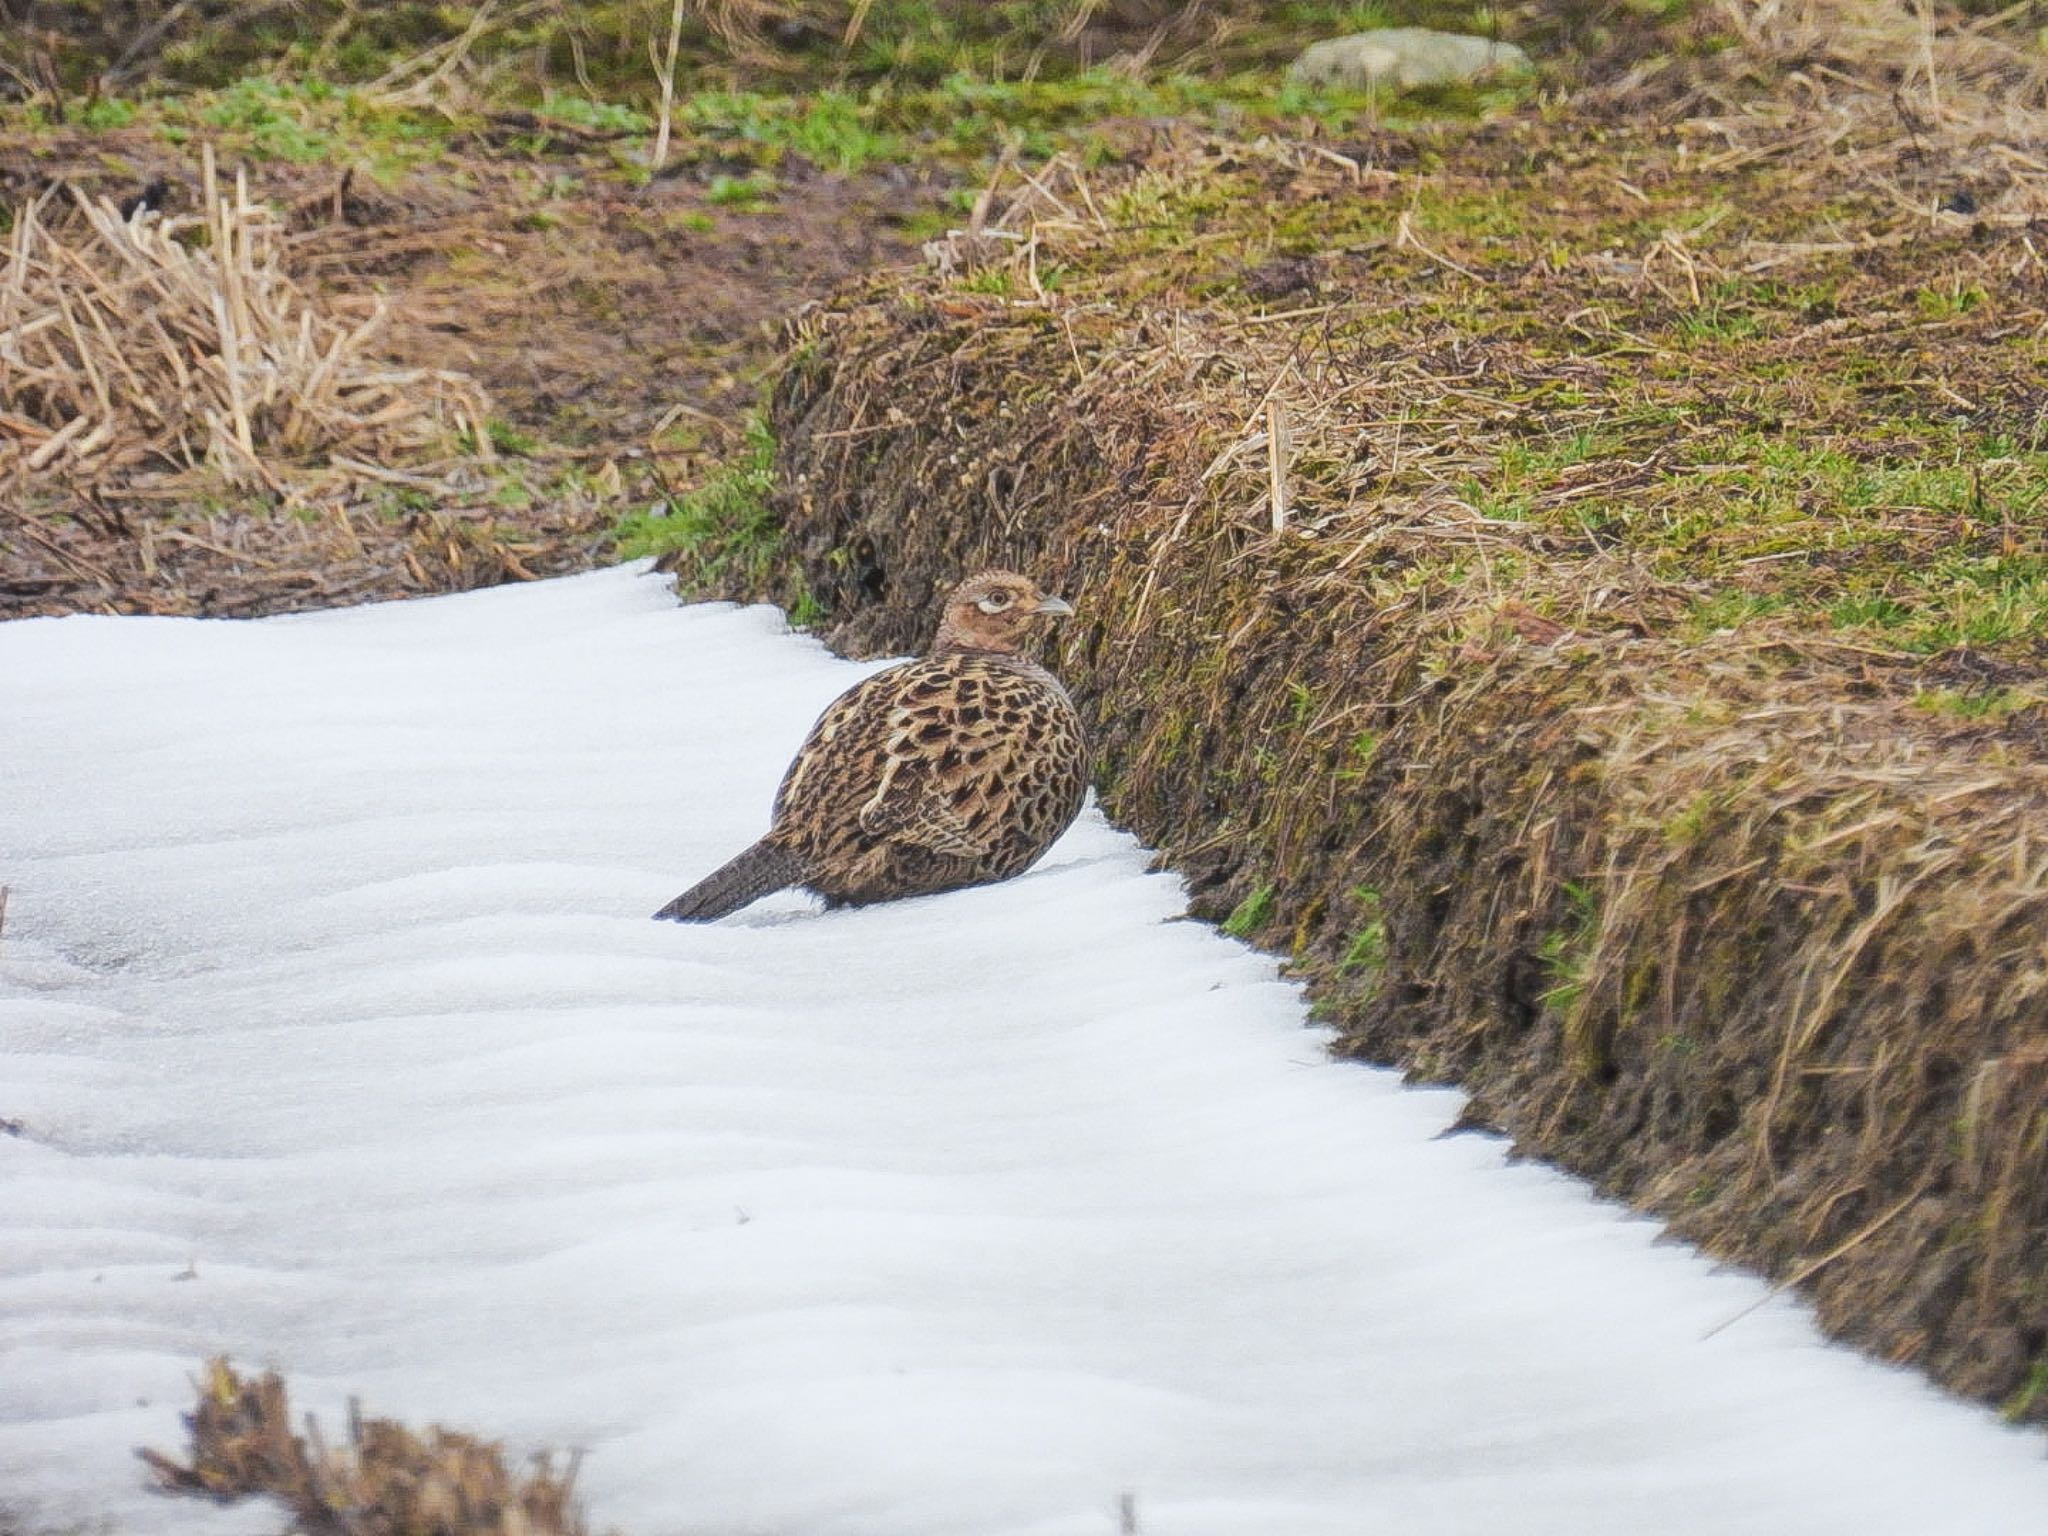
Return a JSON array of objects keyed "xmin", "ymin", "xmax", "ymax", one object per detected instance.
[{"xmin": 4, "ymin": 0, "xmax": 2047, "ymax": 1456}]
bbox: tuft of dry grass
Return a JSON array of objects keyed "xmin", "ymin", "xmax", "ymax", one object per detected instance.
[
  {"xmin": 1599, "ymin": 0, "xmax": 2048, "ymax": 223},
  {"xmin": 0, "ymin": 143, "xmax": 489, "ymax": 483},
  {"xmin": 141, "ymin": 1359, "xmax": 595, "ymax": 1536},
  {"xmin": 0, "ymin": 118, "xmax": 923, "ymax": 620}
]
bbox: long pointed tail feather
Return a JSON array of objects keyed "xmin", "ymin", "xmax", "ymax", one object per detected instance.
[{"xmin": 653, "ymin": 840, "xmax": 803, "ymax": 922}]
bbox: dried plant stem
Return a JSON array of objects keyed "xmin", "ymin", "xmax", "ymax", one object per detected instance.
[
  {"xmin": 843, "ymin": 0, "xmax": 878, "ymax": 49},
  {"xmin": 1914, "ymin": 0, "xmax": 1942, "ymax": 120},
  {"xmin": 1265, "ymin": 400, "xmax": 1289, "ymax": 534},
  {"xmin": 650, "ymin": 0, "xmax": 687, "ymax": 173},
  {"xmin": 1702, "ymin": 1187, "xmax": 1925, "ymax": 1339},
  {"xmin": 143, "ymin": 1360, "xmax": 594, "ymax": 1536}
]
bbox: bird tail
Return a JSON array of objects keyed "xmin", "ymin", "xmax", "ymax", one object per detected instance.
[{"xmin": 653, "ymin": 840, "xmax": 804, "ymax": 922}]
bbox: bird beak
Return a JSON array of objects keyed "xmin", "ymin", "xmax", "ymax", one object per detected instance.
[{"xmin": 1032, "ymin": 595, "xmax": 1075, "ymax": 617}]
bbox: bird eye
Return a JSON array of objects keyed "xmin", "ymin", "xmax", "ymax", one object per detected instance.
[{"xmin": 976, "ymin": 592, "xmax": 1013, "ymax": 614}]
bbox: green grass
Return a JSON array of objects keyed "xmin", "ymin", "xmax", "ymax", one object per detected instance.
[
  {"xmin": 78, "ymin": 95, "xmax": 138, "ymax": 129},
  {"xmin": 682, "ymin": 90, "xmax": 902, "ymax": 173},
  {"xmin": 482, "ymin": 419, "xmax": 540, "ymax": 457},
  {"xmin": 10, "ymin": 1, "xmax": 1540, "ymax": 153},
  {"xmin": 1340, "ymin": 888, "xmax": 1387, "ymax": 978},
  {"xmin": 706, "ymin": 171, "xmax": 780, "ymax": 209},
  {"xmin": 27, "ymin": 0, "xmax": 1550, "ymax": 96},
  {"xmin": 1538, "ymin": 879, "xmax": 1599, "ymax": 1022},
  {"xmin": 1224, "ymin": 883, "xmax": 1278, "ymax": 938},
  {"xmin": 1336, "ymin": 730, "xmax": 1381, "ymax": 783},
  {"xmin": 2004, "ymin": 1353, "xmax": 2048, "ymax": 1422},
  {"xmin": 1662, "ymin": 788, "xmax": 1728, "ymax": 847},
  {"xmin": 41, "ymin": 76, "xmax": 459, "ymax": 176},
  {"xmin": 1912, "ymin": 686, "xmax": 2040, "ymax": 721},
  {"xmin": 1916, "ymin": 281, "xmax": 1988, "ymax": 319},
  {"xmin": 3, "ymin": 0, "xmax": 1545, "ymax": 215},
  {"xmin": 611, "ymin": 416, "xmax": 791, "ymax": 597},
  {"xmin": 537, "ymin": 91, "xmax": 650, "ymax": 133}
]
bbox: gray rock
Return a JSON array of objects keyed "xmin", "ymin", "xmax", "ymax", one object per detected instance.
[{"xmin": 1288, "ymin": 28, "xmax": 1533, "ymax": 91}]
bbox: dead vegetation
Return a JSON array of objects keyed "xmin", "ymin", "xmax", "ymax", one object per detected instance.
[
  {"xmin": 141, "ymin": 1359, "xmax": 596, "ymax": 1536},
  {"xmin": 0, "ymin": 101, "xmax": 930, "ymax": 617},
  {"xmin": 1596, "ymin": 0, "xmax": 2048, "ymax": 229},
  {"xmin": 735, "ymin": 1, "xmax": 2048, "ymax": 1423},
  {"xmin": 0, "ymin": 138, "xmax": 599, "ymax": 618},
  {"xmin": 1, "ymin": 144, "xmax": 490, "ymax": 481}
]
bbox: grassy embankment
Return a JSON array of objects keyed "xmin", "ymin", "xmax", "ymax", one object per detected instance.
[{"xmin": 687, "ymin": 1, "xmax": 2048, "ymax": 1425}]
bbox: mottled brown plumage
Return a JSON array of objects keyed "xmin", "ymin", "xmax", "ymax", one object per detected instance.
[{"xmin": 655, "ymin": 571, "xmax": 1087, "ymax": 921}]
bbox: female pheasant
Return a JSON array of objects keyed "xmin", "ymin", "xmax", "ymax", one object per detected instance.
[{"xmin": 654, "ymin": 570, "xmax": 1087, "ymax": 921}]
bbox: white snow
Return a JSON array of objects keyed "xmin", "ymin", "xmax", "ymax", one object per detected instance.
[{"xmin": 1, "ymin": 564, "xmax": 2042, "ymax": 1536}]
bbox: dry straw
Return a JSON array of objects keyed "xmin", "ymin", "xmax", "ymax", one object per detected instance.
[
  {"xmin": 143, "ymin": 1358, "xmax": 592, "ymax": 1536},
  {"xmin": 0, "ymin": 144, "xmax": 490, "ymax": 484},
  {"xmin": 1613, "ymin": 0, "xmax": 2048, "ymax": 226}
]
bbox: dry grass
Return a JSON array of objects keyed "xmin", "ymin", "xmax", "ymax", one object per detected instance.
[
  {"xmin": 0, "ymin": 103, "xmax": 932, "ymax": 619},
  {"xmin": 141, "ymin": 1359, "xmax": 595, "ymax": 1536},
  {"xmin": 0, "ymin": 143, "xmax": 489, "ymax": 484},
  {"xmin": 1603, "ymin": 0, "xmax": 2048, "ymax": 220}
]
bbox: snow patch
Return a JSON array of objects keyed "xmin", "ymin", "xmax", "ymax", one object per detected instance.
[{"xmin": 2, "ymin": 565, "xmax": 2043, "ymax": 1536}]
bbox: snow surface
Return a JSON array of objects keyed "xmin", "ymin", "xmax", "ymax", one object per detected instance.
[{"xmin": 1, "ymin": 564, "xmax": 2043, "ymax": 1536}]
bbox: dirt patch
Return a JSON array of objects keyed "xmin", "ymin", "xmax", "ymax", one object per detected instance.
[
  {"xmin": 383, "ymin": 158, "xmax": 946, "ymax": 446},
  {"xmin": 734, "ymin": 47, "xmax": 2048, "ymax": 1423}
]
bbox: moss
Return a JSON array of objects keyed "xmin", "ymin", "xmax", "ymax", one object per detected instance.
[
  {"xmin": 2003, "ymin": 1352, "xmax": 2048, "ymax": 1423},
  {"xmin": 1223, "ymin": 884, "xmax": 1277, "ymax": 938},
  {"xmin": 1913, "ymin": 686, "xmax": 2039, "ymax": 721}
]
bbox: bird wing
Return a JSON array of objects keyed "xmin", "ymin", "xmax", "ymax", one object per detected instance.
[
  {"xmin": 772, "ymin": 680, "xmax": 877, "ymax": 823},
  {"xmin": 770, "ymin": 655, "xmax": 1077, "ymax": 866},
  {"xmin": 860, "ymin": 771, "xmax": 989, "ymax": 857},
  {"xmin": 850, "ymin": 661, "xmax": 1061, "ymax": 859}
]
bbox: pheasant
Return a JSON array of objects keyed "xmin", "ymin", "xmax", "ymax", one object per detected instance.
[{"xmin": 654, "ymin": 570, "xmax": 1088, "ymax": 921}]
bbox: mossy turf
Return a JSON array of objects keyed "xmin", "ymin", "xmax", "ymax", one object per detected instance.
[
  {"xmin": 4, "ymin": 0, "xmax": 1566, "ymax": 98},
  {"xmin": 720, "ymin": 65, "xmax": 2048, "ymax": 1423},
  {"xmin": 975, "ymin": 133, "xmax": 2048, "ymax": 665}
]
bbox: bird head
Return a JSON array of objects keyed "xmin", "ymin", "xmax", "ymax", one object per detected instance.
[{"xmin": 931, "ymin": 570, "xmax": 1075, "ymax": 655}]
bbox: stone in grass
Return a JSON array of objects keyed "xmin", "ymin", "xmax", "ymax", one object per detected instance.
[{"xmin": 1288, "ymin": 29, "xmax": 1534, "ymax": 92}]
